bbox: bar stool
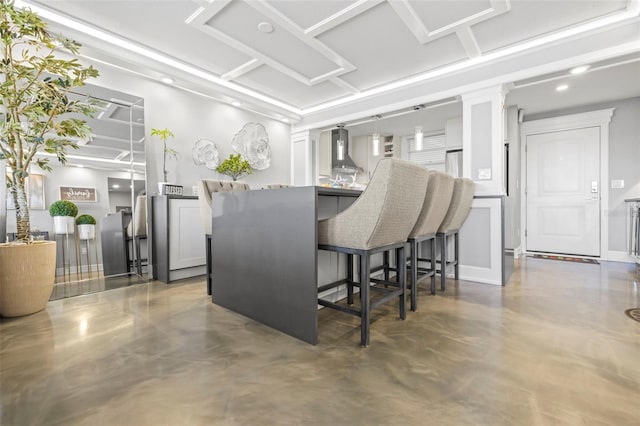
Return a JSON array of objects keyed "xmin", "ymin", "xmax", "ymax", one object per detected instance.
[
  {"xmin": 437, "ymin": 178, "xmax": 475, "ymax": 291},
  {"xmin": 406, "ymin": 171, "xmax": 455, "ymax": 309},
  {"xmin": 133, "ymin": 195, "xmax": 147, "ymax": 276},
  {"xmin": 198, "ymin": 180, "xmax": 251, "ymax": 295},
  {"xmin": 264, "ymin": 184, "xmax": 293, "ymax": 189},
  {"xmin": 317, "ymin": 158, "xmax": 428, "ymax": 347}
]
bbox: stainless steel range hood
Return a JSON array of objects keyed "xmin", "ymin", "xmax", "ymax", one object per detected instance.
[{"xmin": 331, "ymin": 127, "xmax": 360, "ymax": 173}]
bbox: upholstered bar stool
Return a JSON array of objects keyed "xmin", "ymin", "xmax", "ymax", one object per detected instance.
[
  {"xmin": 406, "ymin": 171, "xmax": 455, "ymax": 309},
  {"xmin": 133, "ymin": 195, "xmax": 147, "ymax": 276},
  {"xmin": 436, "ymin": 178, "xmax": 475, "ymax": 292},
  {"xmin": 264, "ymin": 184, "xmax": 293, "ymax": 189},
  {"xmin": 317, "ymin": 158, "xmax": 428, "ymax": 347},
  {"xmin": 198, "ymin": 180, "xmax": 251, "ymax": 295}
]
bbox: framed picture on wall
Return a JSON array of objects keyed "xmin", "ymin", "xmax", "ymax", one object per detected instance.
[
  {"xmin": 5, "ymin": 173, "xmax": 46, "ymax": 210},
  {"xmin": 59, "ymin": 186, "xmax": 97, "ymax": 202}
]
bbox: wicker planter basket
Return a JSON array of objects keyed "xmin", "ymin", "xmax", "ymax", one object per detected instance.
[{"xmin": 0, "ymin": 241, "xmax": 56, "ymax": 317}]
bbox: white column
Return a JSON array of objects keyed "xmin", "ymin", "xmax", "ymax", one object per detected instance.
[
  {"xmin": 461, "ymin": 85, "xmax": 507, "ymax": 196},
  {"xmin": 290, "ymin": 129, "xmax": 315, "ymax": 186},
  {"xmin": 458, "ymin": 85, "xmax": 509, "ymax": 285}
]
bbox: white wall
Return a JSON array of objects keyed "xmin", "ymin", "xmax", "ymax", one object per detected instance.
[{"xmin": 86, "ymin": 65, "xmax": 292, "ymax": 194}]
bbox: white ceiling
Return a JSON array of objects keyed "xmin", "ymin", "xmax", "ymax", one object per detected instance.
[{"xmin": 23, "ymin": 0, "xmax": 640, "ymax": 124}]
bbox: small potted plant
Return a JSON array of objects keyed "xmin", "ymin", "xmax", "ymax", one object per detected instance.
[
  {"xmin": 216, "ymin": 154, "xmax": 253, "ymax": 181},
  {"xmin": 151, "ymin": 127, "xmax": 178, "ymax": 192},
  {"xmin": 49, "ymin": 200, "xmax": 79, "ymax": 235},
  {"xmin": 76, "ymin": 214, "xmax": 96, "ymax": 240}
]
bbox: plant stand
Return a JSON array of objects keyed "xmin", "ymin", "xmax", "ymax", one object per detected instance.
[
  {"xmin": 79, "ymin": 236, "xmax": 99, "ymax": 279},
  {"xmin": 55, "ymin": 227, "xmax": 82, "ymax": 283}
]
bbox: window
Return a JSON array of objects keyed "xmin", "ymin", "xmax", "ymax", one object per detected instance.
[{"xmin": 408, "ymin": 132, "xmax": 446, "ymax": 171}]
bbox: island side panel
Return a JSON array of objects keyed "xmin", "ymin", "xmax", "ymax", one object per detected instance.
[{"xmin": 211, "ymin": 186, "xmax": 319, "ymax": 344}]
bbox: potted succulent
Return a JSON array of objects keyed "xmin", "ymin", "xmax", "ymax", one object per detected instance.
[
  {"xmin": 216, "ymin": 154, "xmax": 253, "ymax": 181},
  {"xmin": 49, "ymin": 200, "xmax": 78, "ymax": 234},
  {"xmin": 76, "ymin": 214, "xmax": 96, "ymax": 240},
  {"xmin": 0, "ymin": 0, "xmax": 98, "ymax": 317}
]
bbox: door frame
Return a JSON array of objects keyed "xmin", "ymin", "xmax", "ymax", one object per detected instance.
[{"xmin": 520, "ymin": 108, "xmax": 614, "ymax": 259}]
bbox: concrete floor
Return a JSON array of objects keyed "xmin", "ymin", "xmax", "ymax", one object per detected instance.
[{"xmin": 1, "ymin": 258, "xmax": 639, "ymax": 425}]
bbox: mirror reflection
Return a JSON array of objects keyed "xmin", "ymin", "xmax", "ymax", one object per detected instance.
[{"xmin": 4, "ymin": 83, "xmax": 148, "ymax": 299}]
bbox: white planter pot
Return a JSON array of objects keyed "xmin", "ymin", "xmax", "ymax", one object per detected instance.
[
  {"xmin": 77, "ymin": 224, "xmax": 95, "ymax": 240},
  {"xmin": 53, "ymin": 216, "xmax": 75, "ymax": 235}
]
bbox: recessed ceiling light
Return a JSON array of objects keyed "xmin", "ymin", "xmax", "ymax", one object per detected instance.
[
  {"xmin": 257, "ymin": 22, "xmax": 274, "ymax": 33},
  {"xmin": 76, "ymin": 164, "xmax": 84, "ymax": 168},
  {"xmin": 556, "ymin": 84, "xmax": 569, "ymax": 92},
  {"xmin": 281, "ymin": 117, "xmax": 289, "ymax": 123},
  {"xmin": 231, "ymin": 100, "xmax": 241, "ymax": 107},
  {"xmin": 161, "ymin": 77, "xmax": 174, "ymax": 84},
  {"xmin": 112, "ymin": 184, "xmax": 120, "ymax": 189},
  {"xmin": 569, "ymin": 65, "xmax": 590, "ymax": 74}
]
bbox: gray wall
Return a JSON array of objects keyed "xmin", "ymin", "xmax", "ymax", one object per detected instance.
[
  {"xmin": 87, "ymin": 65, "xmax": 292, "ymax": 195},
  {"xmin": 525, "ymin": 96, "xmax": 640, "ymax": 253}
]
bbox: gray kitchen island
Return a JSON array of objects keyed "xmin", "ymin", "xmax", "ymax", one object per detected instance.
[{"xmin": 210, "ymin": 186, "xmax": 360, "ymax": 344}]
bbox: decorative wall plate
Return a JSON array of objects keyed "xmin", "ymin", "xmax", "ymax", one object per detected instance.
[
  {"xmin": 192, "ymin": 139, "xmax": 220, "ymax": 170},
  {"xmin": 231, "ymin": 123, "xmax": 271, "ymax": 170}
]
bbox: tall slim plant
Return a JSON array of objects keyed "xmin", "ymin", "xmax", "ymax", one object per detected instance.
[
  {"xmin": 150, "ymin": 127, "xmax": 177, "ymax": 182},
  {"xmin": 0, "ymin": 0, "xmax": 98, "ymax": 242}
]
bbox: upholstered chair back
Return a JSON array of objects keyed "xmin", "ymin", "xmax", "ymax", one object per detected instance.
[
  {"xmin": 265, "ymin": 184, "xmax": 293, "ymax": 189},
  {"xmin": 198, "ymin": 180, "xmax": 251, "ymax": 235},
  {"xmin": 409, "ymin": 171, "xmax": 455, "ymax": 238},
  {"xmin": 133, "ymin": 195, "xmax": 147, "ymax": 237},
  {"xmin": 318, "ymin": 158, "xmax": 429, "ymax": 250},
  {"xmin": 438, "ymin": 178, "xmax": 475, "ymax": 234}
]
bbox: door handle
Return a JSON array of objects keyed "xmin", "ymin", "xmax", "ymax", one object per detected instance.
[{"xmin": 591, "ymin": 181, "xmax": 598, "ymax": 193}]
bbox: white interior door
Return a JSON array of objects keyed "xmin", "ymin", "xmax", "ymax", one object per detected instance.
[{"xmin": 526, "ymin": 127, "xmax": 600, "ymax": 256}]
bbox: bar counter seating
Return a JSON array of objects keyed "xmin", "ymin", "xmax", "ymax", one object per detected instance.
[
  {"xmin": 437, "ymin": 178, "xmax": 475, "ymax": 291},
  {"xmin": 317, "ymin": 158, "xmax": 429, "ymax": 346},
  {"xmin": 209, "ymin": 159, "xmax": 477, "ymax": 347},
  {"xmin": 406, "ymin": 170, "xmax": 455, "ymax": 308}
]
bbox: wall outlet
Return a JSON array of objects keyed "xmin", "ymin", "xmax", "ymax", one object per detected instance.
[
  {"xmin": 611, "ymin": 179, "xmax": 624, "ymax": 189},
  {"xmin": 478, "ymin": 168, "xmax": 492, "ymax": 180}
]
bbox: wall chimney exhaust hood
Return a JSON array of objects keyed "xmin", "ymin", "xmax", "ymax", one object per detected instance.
[{"xmin": 331, "ymin": 125, "xmax": 360, "ymax": 173}]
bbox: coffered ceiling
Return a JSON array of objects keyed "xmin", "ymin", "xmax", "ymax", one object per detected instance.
[{"xmin": 23, "ymin": 0, "xmax": 640, "ymax": 122}]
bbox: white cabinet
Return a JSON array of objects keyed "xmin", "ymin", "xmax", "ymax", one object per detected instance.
[{"xmin": 152, "ymin": 195, "xmax": 206, "ymax": 283}]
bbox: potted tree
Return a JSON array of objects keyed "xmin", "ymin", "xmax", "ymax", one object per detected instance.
[
  {"xmin": 216, "ymin": 154, "xmax": 253, "ymax": 181},
  {"xmin": 0, "ymin": 0, "xmax": 98, "ymax": 317},
  {"xmin": 49, "ymin": 200, "xmax": 79, "ymax": 234},
  {"xmin": 76, "ymin": 214, "xmax": 96, "ymax": 240}
]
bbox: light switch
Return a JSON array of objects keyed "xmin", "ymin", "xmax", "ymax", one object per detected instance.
[
  {"xmin": 611, "ymin": 179, "xmax": 624, "ymax": 189},
  {"xmin": 478, "ymin": 168, "xmax": 492, "ymax": 180}
]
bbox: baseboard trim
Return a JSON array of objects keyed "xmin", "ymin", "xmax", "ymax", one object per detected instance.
[{"xmin": 607, "ymin": 250, "xmax": 637, "ymax": 263}]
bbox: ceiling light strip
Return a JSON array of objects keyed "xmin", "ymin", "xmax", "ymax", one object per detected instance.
[
  {"xmin": 17, "ymin": 0, "xmax": 302, "ymax": 115},
  {"xmin": 301, "ymin": 7, "xmax": 640, "ymax": 115},
  {"xmin": 36, "ymin": 152, "xmax": 145, "ymax": 167}
]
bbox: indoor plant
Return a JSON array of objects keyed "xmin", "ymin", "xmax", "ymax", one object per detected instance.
[
  {"xmin": 76, "ymin": 213, "xmax": 96, "ymax": 240},
  {"xmin": 49, "ymin": 200, "xmax": 78, "ymax": 234},
  {"xmin": 151, "ymin": 127, "xmax": 177, "ymax": 186},
  {"xmin": 216, "ymin": 153, "xmax": 253, "ymax": 181},
  {"xmin": 0, "ymin": 0, "xmax": 98, "ymax": 317}
]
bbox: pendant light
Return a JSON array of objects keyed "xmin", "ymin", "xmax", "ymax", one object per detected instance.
[
  {"xmin": 371, "ymin": 115, "xmax": 381, "ymax": 157},
  {"xmin": 336, "ymin": 125, "xmax": 345, "ymax": 161},
  {"xmin": 415, "ymin": 126, "xmax": 423, "ymax": 151}
]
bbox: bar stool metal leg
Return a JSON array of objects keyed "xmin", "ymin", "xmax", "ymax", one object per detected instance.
[
  {"xmin": 360, "ymin": 254, "xmax": 370, "ymax": 347},
  {"xmin": 409, "ymin": 241, "xmax": 418, "ymax": 311},
  {"xmin": 430, "ymin": 238, "xmax": 437, "ymax": 295},
  {"xmin": 440, "ymin": 233, "xmax": 447, "ymax": 291},
  {"xmin": 347, "ymin": 253, "xmax": 354, "ymax": 305},
  {"xmin": 396, "ymin": 246, "xmax": 406, "ymax": 319}
]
